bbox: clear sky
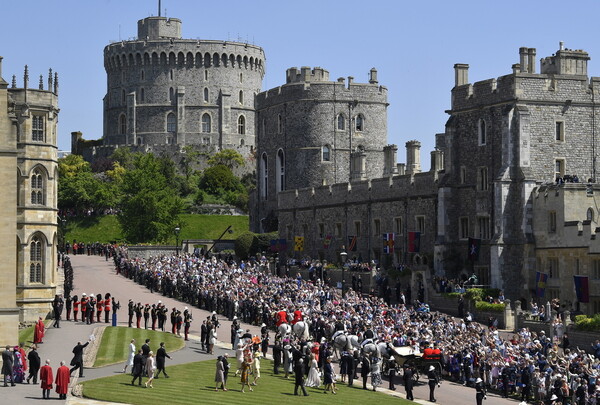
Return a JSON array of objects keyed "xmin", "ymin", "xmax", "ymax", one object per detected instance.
[{"xmin": 2, "ymin": 0, "xmax": 600, "ymax": 168}]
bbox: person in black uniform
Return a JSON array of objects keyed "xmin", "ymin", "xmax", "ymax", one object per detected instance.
[
  {"xmin": 403, "ymin": 364, "xmax": 414, "ymax": 400},
  {"xmin": 127, "ymin": 299, "xmax": 134, "ymax": 328},
  {"xmin": 26, "ymin": 345, "xmax": 41, "ymax": 384},
  {"xmin": 361, "ymin": 355, "xmax": 371, "ymax": 390},
  {"xmin": 200, "ymin": 321, "xmax": 207, "ymax": 351},
  {"xmin": 427, "ymin": 365, "xmax": 439, "ymax": 402},
  {"xmin": 475, "ymin": 377, "xmax": 487, "ymax": 405},
  {"xmin": 387, "ymin": 358, "xmax": 397, "ymax": 390},
  {"xmin": 293, "ymin": 358, "xmax": 309, "ymax": 396},
  {"xmin": 273, "ymin": 338, "xmax": 282, "ymax": 374},
  {"xmin": 69, "ymin": 339, "xmax": 90, "ymax": 377},
  {"xmin": 141, "ymin": 338, "xmax": 150, "ymax": 375},
  {"xmin": 52, "ymin": 294, "xmax": 64, "ymax": 328},
  {"xmin": 143, "ymin": 304, "xmax": 150, "ymax": 329},
  {"xmin": 131, "ymin": 349, "xmax": 144, "ymax": 385},
  {"xmin": 155, "ymin": 342, "xmax": 171, "ymax": 378}
]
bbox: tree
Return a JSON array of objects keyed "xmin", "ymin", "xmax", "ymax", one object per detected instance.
[
  {"xmin": 199, "ymin": 164, "xmax": 244, "ymax": 195},
  {"xmin": 118, "ymin": 153, "xmax": 182, "ymax": 243},
  {"xmin": 207, "ymin": 149, "xmax": 245, "ymax": 170},
  {"xmin": 58, "ymin": 155, "xmax": 99, "ymax": 210}
]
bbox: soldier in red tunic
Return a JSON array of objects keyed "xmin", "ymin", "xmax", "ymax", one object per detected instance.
[
  {"xmin": 104, "ymin": 293, "xmax": 111, "ymax": 323},
  {"xmin": 275, "ymin": 310, "xmax": 287, "ymax": 327},
  {"xmin": 72, "ymin": 295, "xmax": 79, "ymax": 322},
  {"xmin": 96, "ymin": 294, "xmax": 104, "ymax": 323}
]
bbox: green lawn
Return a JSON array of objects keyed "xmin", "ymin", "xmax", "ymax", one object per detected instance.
[
  {"xmin": 82, "ymin": 359, "xmax": 416, "ymax": 405},
  {"xmin": 94, "ymin": 327, "xmax": 185, "ymax": 367},
  {"xmin": 64, "ymin": 214, "xmax": 249, "ymax": 244}
]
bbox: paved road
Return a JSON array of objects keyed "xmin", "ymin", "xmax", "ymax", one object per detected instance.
[{"xmin": 2, "ymin": 254, "xmax": 524, "ymax": 405}]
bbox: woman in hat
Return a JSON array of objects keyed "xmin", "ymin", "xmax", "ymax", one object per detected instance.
[{"xmin": 215, "ymin": 356, "xmax": 226, "ymax": 391}]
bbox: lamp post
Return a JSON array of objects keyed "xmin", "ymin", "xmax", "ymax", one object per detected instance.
[
  {"xmin": 205, "ymin": 225, "xmax": 233, "ymax": 256},
  {"xmin": 174, "ymin": 227, "xmax": 181, "ymax": 256},
  {"xmin": 59, "ymin": 216, "xmax": 67, "ymax": 253},
  {"xmin": 340, "ymin": 250, "xmax": 348, "ymax": 298}
]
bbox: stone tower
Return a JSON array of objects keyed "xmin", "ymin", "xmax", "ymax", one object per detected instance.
[
  {"xmin": 0, "ymin": 59, "xmax": 59, "ymax": 345},
  {"xmin": 102, "ymin": 16, "xmax": 265, "ymax": 156},
  {"xmin": 252, "ymin": 67, "xmax": 388, "ymax": 232}
]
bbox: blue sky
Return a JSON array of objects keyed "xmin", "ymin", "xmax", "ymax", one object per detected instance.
[{"xmin": 2, "ymin": 0, "xmax": 599, "ymax": 168}]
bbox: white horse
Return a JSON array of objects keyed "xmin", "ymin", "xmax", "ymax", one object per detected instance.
[
  {"xmin": 292, "ymin": 320, "xmax": 310, "ymax": 340},
  {"xmin": 278, "ymin": 323, "xmax": 292, "ymax": 337},
  {"xmin": 361, "ymin": 341, "xmax": 390, "ymax": 359},
  {"xmin": 332, "ymin": 332, "xmax": 360, "ymax": 352}
]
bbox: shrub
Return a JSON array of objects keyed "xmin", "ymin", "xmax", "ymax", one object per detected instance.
[
  {"xmin": 465, "ymin": 288, "xmax": 485, "ymax": 302},
  {"xmin": 574, "ymin": 314, "xmax": 600, "ymax": 331},
  {"xmin": 475, "ymin": 300, "xmax": 505, "ymax": 313},
  {"xmin": 442, "ymin": 292, "xmax": 461, "ymax": 299},
  {"xmin": 234, "ymin": 232, "xmax": 255, "ymax": 260}
]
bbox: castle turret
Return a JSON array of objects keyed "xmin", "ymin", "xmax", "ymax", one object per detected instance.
[
  {"xmin": 541, "ymin": 42, "xmax": 589, "ymax": 75},
  {"xmin": 405, "ymin": 140, "xmax": 421, "ymax": 174},
  {"xmin": 137, "ymin": 16, "xmax": 182, "ymax": 40}
]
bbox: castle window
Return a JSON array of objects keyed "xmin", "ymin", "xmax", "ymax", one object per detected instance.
[
  {"xmin": 260, "ymin": 153, "xmax": 268, "ymax": 200},
  {"xmin": 374, "ymin": 219, "xmax": 381, "ymax": 236},
  {"xmin": 140, "ymin": 69, "xmax": 145, "ymax": 81},
  {"xmin": 276, "ymin": 149, "xmax": 285, "ymax": 192},
  {"xmin": 416, "ymin": 216, "xmax": 425, "ymax": 234},
  {"xmin": 593, "ymin": 259, "xmax": 600, "ymax": 280},
  {"xmin": 137, "ymin": 137, "xmax": 142, "ymax": 145},
  {"xmin": 478, "ymin": 119, "xmax": 486, "ymax": 145},
  {"xmin": 394, "ymin": 217, "xmax": 403, "ymax": 236},
  {"xmin": 201, "ymin": 113, "xmax": 211, "ymax": 133},
  {"xmin": 355, "ymin": 114, "xmax": 364, "ymax": 132},
  {"xmin": 30, "ymin": 236, "xmax": 44, "ymax": 283},
  {"xmin": 354, "ymin": 221, "xmax": 361, "ymax": 237},
  {"xmin": 477, "ymin": 167, "xmax": 489, "ymax": 191},
  {"xmin": 477, "ymin": 216, "xmax": 490, "ymax": 239},
  {"xmin": 30, "ymin": 169, "xmax": 44, "ymax": 205},
  {"xmin": 239, "ymin": 90, "xmax": 244, "ymax": 104},
  {"xmin": 240, "ymin": 139, "xmax": 245, "ymax": 147},
  {"xmin": 261, "ymin": 119, "xmax": 266, "ymax": 136},
  {"xmin": 549, "ymin": 211, "xmax": 557, "ymax": 233},
  {"xmin": 319, "ymin": 223, "xmax": 325, "ymax": 238},
  {"xmin": 119, "ymin": 114, "xmax": 127, "ymax": 135},
  {"xmin": 277, "ymin": 114, "xmax": 283, "ymax": 134},
  {"xmin": 587, "ymin": 207, "xmax": 595, "ymax": 222},
  {"xmin": 460, "ymin": 166, "xmax": 467, "ymax": 184},
  {"xmin": 335, "ymin": 223, "xmax": 342, "ymax": 238},
  {"xmin": 32, "ymin": 116, "xmax": 44, "ymax": 142},
  {"xmin": 169, "ymin": 87, "xmax": 174, "ymax": 101},
  {"xmin": 202, "ymin": 137, "xmax": 211, "ymax": 144},
  {"xmin": 167, "ymin": 113, "xmax": 176, "ymax": 133},
  {"xmin": 322, "ymin": 145, "xmax": 331, "ymax": 162},
  {"xmin": 459, "ymin": 217, "xmax": 469, "ymax": 239},
  {"xmin": 203, "ymin": 88, "xmax": 209, "ymax": 103},
  {"xmin": 555, "ymin": 159, "xmax": 565, "ymax": 179},
  {"xmin": 548, "ymin": 257, "xmax": 559, "ymax": 278},
  {"xmin": 240, "ymin": 72, "xmax": 243, "ymax": 83},
  {"xmin": 238, "ymin": 115, "xmax": 246, "ymax": 135},
  {"xmin": 170, "ymin": 69, "xmax": 174, "ymax": 80},
  {"xmin": 140, "ymin": 88, "xmax": 145, "ymax": 103},
  {"xmin": 204, "ymin": 70, "xmax": 209, "ymax": 81},
  {"xmin": 122, "ymin": 90, "xmax": 126, "ymax": 104},
  {"xmin": 337, "ymin": 114, "xmax": 345, "ymax": 131}
]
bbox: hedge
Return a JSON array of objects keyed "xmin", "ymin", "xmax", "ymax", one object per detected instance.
[
  {"xmin": 475, "ymin": 300, "xmax": 506, "ymax": 313},
  {"xmin": 574, "ymin": 314, "xmax": 600, "ymax": 331}
]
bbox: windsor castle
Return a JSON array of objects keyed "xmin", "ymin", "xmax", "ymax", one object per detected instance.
[{"xmin": 1, "ymin": 13, "xmax": 600, "ymax": 345}]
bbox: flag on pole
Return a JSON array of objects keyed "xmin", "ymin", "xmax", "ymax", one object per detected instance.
[
  {"xmin": 467, "ymin": 237, "xmax": 481, "ymax": 261},
  {"xmin": 347, "ymin": 236, "xmax": 357, "ymax": 252},
  {"xmin": 408, "ymin": 232, "xmax": 420, "ymax": 253},
  {"xmin": 535, "ymin": 271, "xmax": 548, "ymax": 298},
  {"xmin": 294, "ymin": 236, "xmax": 304, "ymax": 251},
  {"xmin": 323, "ymin": 235, "xmax": 333, "ymax": 249},
  {"xmin": 270, "ymin": 239, "xmax": 287, "ymax": 252},
  {"xmin": 573, "ymin": 275, "xmax": 590, "ymax": 303},
  {"xmin": 383, "ymin": 233, "xmax": 395, "ymax": 254}
]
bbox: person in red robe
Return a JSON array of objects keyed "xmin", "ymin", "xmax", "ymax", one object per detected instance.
[
  {"xmin": 18, "ymin": 343, "xmax": 27, "ymax": 372},
  {"xmin": 33, "ymin": 317, "xmax": 45, "ymax": 344},
  {"xmin": 40, "ymin": 359, "xmax": 53, "ymax": 399},
  {"xmin": 55, "ymin": 361, "xmax": 70, "ymax": 399}
]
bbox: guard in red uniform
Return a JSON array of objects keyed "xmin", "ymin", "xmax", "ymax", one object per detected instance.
[
  {"xmin": 104, "ymin": 293, "xmax": 111, "ymax": 323},
  {"xmin": 96, "ymin": 294, "xmax": 103, "ymax": 323},
  {"xmin": 72, "ymin": 295, "xmax": 79, "ymax": 322},
  {"xmin": 292, "ymin": 309, "xmax": 303, "ymax": 325},
  {"xmin": 80, "ymin": 294, "xmax": 87, "ymax": 322},
  {"xmin": 275, "ymin": 310, "xmax": 288, "ymax": 327}
]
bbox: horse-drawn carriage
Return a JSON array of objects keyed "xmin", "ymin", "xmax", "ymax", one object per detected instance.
[{"xmin": 387, "ymin": 346, "xmax": 444, "ymax": 383}]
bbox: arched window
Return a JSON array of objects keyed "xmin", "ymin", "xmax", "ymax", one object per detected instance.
[
  {"xmin": 355, "ymin": 114, "xmax": 364, "ymax": 132},
  {"xmin": 31, "ymin": 169, "xmax": 44, "ymax": 205},
  {"xmin": 137, "ymin": 137, "xmax": 142, "ymax": 145},
  {"xmin": 260, "ymin": 153, "xmax": 268, "ymax": 200},
  {"xmin": 204, "ymin": 70, "xmax": 209, "ymax": 80},
  {"xmin": 32, "ymin": 115, "xmax": 45, "ymax": 142},
  {"xmin": 478, "ymin": 118, "xmax": 486, "ymax": 145},
  {"xmin": 119, "ymin": 114, "xmax": 126, "ymax": 135},
  {"xmin": 167, "ymin": 113, "xmax": 176, "ymax": 133},
  {"xmin": 240, "ymin": 139, "xmax": 245, "ymax": 146},
  {"xmin": 322, "ymin": 145, "xmax": 331, "ymax": 162},
  {"xmin": 277, "ymin": 114, "xmax": 283, "ymax": 133},
  {"xmin": 30, "ymin": 236, "xmax": 43, "ymax": 283},
  {"xmin": 169, "ymin": 87, "xmax": 174, "ymax": 101},
  {"xmin": 239, "ymin": 90, "xmax": 244, "ymax": 104},
  {"xmin": 276, "ymin": 149, "xmax": 285, "ymax": 192},
  {"xmin": 587, "ymin": 207, "xmax": 595, "ymax": 222},
  {"xmin": 240, "ymin": 72, "xmax": 243, "ymax": 83},
  {"xmin": 337, "ymin": 114, "xmax": 345, "ymax": 131},
  {"xmin": 201, "ymin": 113, "xmax": 211, "ymax": 133},
  {"xmin": 203, "ymin": 88, "xmax": 209, "ymax": 102},
  {"xmin": 238, "ymin": 115, "xmax": 245, "ymax": 135}
]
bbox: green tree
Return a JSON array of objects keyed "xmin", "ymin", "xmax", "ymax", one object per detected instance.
[
  {"xmin": 110, "ymin": 147, "xmax": 138, "ymax": 170},
  {"xmin": 58, "ymin": 155, "xmax": 102, "ymax": 210},
  {"xmin": 199, "ymin": 165, "xmax": 243, "ymax": 195},
  {"xmin": 207, "ymin": 149, "xmax": 245, "ymax": 170},
  {"xmin": 118, "ymin": 153, "xmax": 183, "ymax": 243}
]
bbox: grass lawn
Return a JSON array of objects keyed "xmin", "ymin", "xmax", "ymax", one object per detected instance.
[
  {"xmin": 94, "ymin": 327, "xmax": 185, "ymax": 367},
  {"xmin": 82, "ymin": 359, "xmax": 416, "ymax": 405},
  {"xmin": 64, "ymin": 214, "xmax": 249, "ymax": 244}
]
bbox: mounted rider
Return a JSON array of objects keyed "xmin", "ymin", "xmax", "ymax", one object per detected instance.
[
  {"xmin": 291, "ymin": 308, "xmax": 303, "ymax": 325},
  {"xmin": 275, "ymin": 309, "xmax": 288, "ymax": 327}
]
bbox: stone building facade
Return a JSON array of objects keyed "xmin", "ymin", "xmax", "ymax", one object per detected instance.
[
  {"xmin": 436, "ymin": 43, "xmax": 600, "ymax": 300},
  {"xmin": 532, "ymin": 183, "xmax": 600, "ymax": 316},
  {"xmin": 252, "ymin": 67, "xmax": 389, "ymax": 232},
  {"xmin": 0, "ymin": 57, "xmax": 60, "ymax": 345},
  {"xmin": 74, "ymin": 15, "xmax": 265, "ymax": 167}
]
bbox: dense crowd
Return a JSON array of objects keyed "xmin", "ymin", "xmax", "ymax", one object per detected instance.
[{"xmin": 114, "ymin": 250, "xmax": 600, "ymax": 404}]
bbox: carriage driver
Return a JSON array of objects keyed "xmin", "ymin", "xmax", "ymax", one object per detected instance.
[{"xmin": 361, "ymin": 321, "xmax": 376, "ymax": 348}]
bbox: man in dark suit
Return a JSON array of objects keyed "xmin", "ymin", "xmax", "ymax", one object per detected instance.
[
  {"xmin": 403, "ymin": 365, "xmax": 414, "ymax": 400},
  {"xmin": 131, "ymin": 349, "xmax": 144, "ymax": 385},
  {"xmin": 27, "ymin": 345, "xmax": 41, "ymax": 384},
  {"xmin": 2, "ymin": 346, "xmax": 15, "ymax": 387},
  {"xmin": 200, "ymin": 321, "xmax": 207, "ymax": 351},
  {"xmin": 361, "ymin": 355, "xmax": 371, "ymax": 390},
  {"xmin": 272, "ymin": 339, "xmax": 282, "ymax": 374},
  {"xmin": 69, "ymin": 340, "xmax": 90, "ymax": 377},
  {"xmin": 141, "ymin": 338, "xmax": 150, "ymax": 375},
  {"xmin": 293, "ymin": 358, "xmax": 308, "ymax": 396},
  {"xmin": 155, "ymin": 342, "xmax": 171, "ymax": 378}
]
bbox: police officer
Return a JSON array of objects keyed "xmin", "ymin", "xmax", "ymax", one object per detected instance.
[
  {"xmin": 475, "ymin": 377, "xmax": 487, "ymax": 405},
  {"xmin": 427, "ymin": 365, "xmax": 440, "ymax": 402}
]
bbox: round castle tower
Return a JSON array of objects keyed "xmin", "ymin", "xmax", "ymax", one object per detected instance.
[
  {"xmin": 253, "ymin": 67, "xmax": 388, "ymax": 232},
  {"xmin": 103, "ymin": 16, "xmax": 265, "ymax": 155}
]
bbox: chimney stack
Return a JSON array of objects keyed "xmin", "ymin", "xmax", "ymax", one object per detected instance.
[
  {"xmin": 519, "ymin": 47, "xmax": 529, "ymax": 73},
  {"xmin": 406, "ymin": 140, "xmax": 422, "ymax": 174},
  {"xmin": 528, "ymin": 48, "xmax": 536, "ymax": 74},
  {"xmin": 454, "ymin": 64, "xmax": 469, "ymax": 86},
  {"xmin": 369, "ymin": 67, "xmax": 378, "ymax": 84}
]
